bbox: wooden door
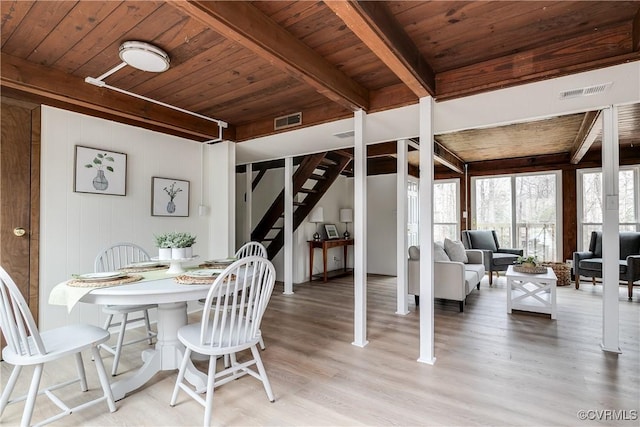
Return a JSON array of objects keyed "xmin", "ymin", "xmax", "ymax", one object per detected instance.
[{"xmin": 0, "ymin": 97, "xmax": 40, "ymax": 328}]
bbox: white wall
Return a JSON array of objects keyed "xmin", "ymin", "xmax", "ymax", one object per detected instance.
[
  {"xmin": 40, "ymin": 106, "xmax": 234, "ymax": 331},
  {"xmin": 237, "ymin": 167, "xmax": 354, "ymax": 284},
  {"xmin": 367, "ymin": 175, "xmax": 397, "ymax": 275},
  {"xmin": 238, "ymin": 169, "xmax": 401, "ymax": 280}
]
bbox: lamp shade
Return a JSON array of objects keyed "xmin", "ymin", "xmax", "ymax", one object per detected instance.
[
  {"xmin": 309, "ymin": 207, "xmax": 324, "ymax": 223},
  {"xmin": 339, "ymin": 208, "xmax": 353, "ymax": 223}
]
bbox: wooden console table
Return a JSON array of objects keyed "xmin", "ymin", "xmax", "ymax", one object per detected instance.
[{"xmin": 308, "ymin": 239, "xmax": 354, "ymax": 282}]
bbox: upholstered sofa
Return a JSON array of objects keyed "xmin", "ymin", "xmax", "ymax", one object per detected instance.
[
  {"xmin": 461, "ymin": 230, "xmax": 523, "ymax": 285},
  {"xmin": 573, "ymin": 231, "xmax": 640, "ymax": 299},
  {"xmin": 407, "ymin": 242, "xmax": 485, "ymax": 312}
]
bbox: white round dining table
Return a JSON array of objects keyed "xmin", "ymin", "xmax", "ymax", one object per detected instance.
[{"xmin": 80, "ymin": 277, "xmax": 211, "ymax": 401}]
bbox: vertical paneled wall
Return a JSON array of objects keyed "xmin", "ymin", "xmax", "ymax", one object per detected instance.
[{"xmin": 39, "ymin": 106, "xmax": 232, "ymax": 330}]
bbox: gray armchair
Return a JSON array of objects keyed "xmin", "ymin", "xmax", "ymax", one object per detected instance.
[
  {"xmin": 573, "ymin": 231, "xmax": 640, "ymax": 300},
  {"xmin": 461, "ymin": 230, "xmax": 523, "ymax": 285}
]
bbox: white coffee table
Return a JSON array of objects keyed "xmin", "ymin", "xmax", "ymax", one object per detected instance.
[{"xmin": 506, "ymin": 265, "xmax": 557, "ymax": 319}]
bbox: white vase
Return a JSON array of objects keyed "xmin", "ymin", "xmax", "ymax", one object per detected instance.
[
  {"xmin": 172, "ymin": 247, "xmax": 187, "ymax": 260},
  {"xmin": 158, "ymin": 248, "xmax": 171, "ymax": 260},
  {"xmin": 184, "ymin": 246, "xmax": 193, "ymax": 258}
]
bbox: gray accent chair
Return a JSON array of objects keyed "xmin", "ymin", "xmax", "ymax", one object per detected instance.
[
  {"xmin": 573, "ymin": 231, "xmax": 640, "ymax": 300},
  {"xmin": 461, "ymin": 230, "xmax": 523, "ymax": 285}
]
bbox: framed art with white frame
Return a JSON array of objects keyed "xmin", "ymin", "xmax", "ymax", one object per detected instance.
[
  {"xmin": 324, "ymin": 224, "xmax": 340, "ymax": 239},
  {"xmin": 152, "ymin": 177, "xmax": 190, "ymax": 217},
  {"xmin": 74, "ymin": 145, "xmax": 127, "ymax": 196}
]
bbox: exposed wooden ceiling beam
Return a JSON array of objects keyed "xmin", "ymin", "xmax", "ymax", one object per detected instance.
[
  {"xmin": 1, "ymin": 53, "xmax": 223, "ymax": 141},
  {"xmin": 367, "ymin": 141, "xmax": 400, "ymax": 157},
  {"xmin": 571, "ymin": 112, "xmax": 603, "ymax": 162},
  {"xmin": 434, "ymin": 140, "xmax": 465, "ymax": 174},
  {"xmin": 169, "ymin": 1, "xmax": 369, "ymax": 112},
  {"xmin": 570, "ymin": 111, "xmax": 602, "ymax": 164},
  {"xmin": 324, "ymin": 0, "xmax": 435, "ymax": 98}
]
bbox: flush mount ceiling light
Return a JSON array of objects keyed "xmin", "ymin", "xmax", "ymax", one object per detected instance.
[
  {"xmin": 85, "ymin": 40, "xmax": 227, "ymax": 141},
  {"xmin": 118, "ymin": 41, "xmax": 170, "ymax": 72}
]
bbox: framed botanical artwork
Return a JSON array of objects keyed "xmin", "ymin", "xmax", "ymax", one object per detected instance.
[
  {"xmin": 152, "ymin": 177, "xmax": 190, "ymax": 217},
  {"xmin": 324, "ymin": 224, "xmax": 340, "ymax": 239},
  {"xmin": 74, "ymin": 145, "xmax": 127, "ymax": 196}
]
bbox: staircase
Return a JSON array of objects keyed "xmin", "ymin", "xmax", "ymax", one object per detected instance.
[{"xmin": 251, "ymin": 151, "xmax": 352, "ymax": 259}]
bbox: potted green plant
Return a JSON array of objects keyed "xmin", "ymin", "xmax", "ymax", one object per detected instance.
[
  {"xmin": 170, "ymin": 232, "xmax": 197, "ymax": 259},
  {"xmin": 516, "ymin": 255, "xmax": 538, "ymax": 268},
  {"xmin": 154, "ymin": 233, "xmax": 173, "ymax": 260}
]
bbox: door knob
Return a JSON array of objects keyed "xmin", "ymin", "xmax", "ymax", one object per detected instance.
[{"xmin": 13, "ymin": 227, "xmax": 26, "ymax": 237}]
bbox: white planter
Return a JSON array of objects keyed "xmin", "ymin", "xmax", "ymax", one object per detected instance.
[
  {"xmin": 158, "ymin": 248, "xmax": 171, "ymax": 260},
  {"xmin": 184, "ymin": 246, "xmax": 193, "ymax": 258},
  {"xmin": 172, "ymin": 247, "xmax": 187, "ymax": 260}
]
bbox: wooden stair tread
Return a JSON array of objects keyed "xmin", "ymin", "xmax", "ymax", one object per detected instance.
[{"xmin": 309, "ymin": 173, "xmax": 326, "ymax": 180}]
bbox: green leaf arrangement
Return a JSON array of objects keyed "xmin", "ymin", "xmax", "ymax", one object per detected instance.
[{"xmin": 85, "ymin": 153, "xmax": 115, "ymax": 172}]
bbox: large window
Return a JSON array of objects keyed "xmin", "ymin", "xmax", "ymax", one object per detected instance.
[
  {"xmin": 407, "ymin": 179, "xmax": 419, "ymax": 247},
  {"xmin": 577, "ymin": 166, "xmax": 640, "ymax": 250},
  {"xmin": 405, "ymin": 178, "xmax": 461, "ymax": 248},
  {"xmin": 434, "ymin": 179, "xmax": 460, "ymax": 242},
  {"xmin": 473, "ymin": 172, "xmax": 561, "ymax": 261}
]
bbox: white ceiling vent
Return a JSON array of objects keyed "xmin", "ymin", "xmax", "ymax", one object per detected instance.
[
  {"xmin": 274, "ymin": 112, "xmax": 302, "ymax": 130},
  {"xmin": 559, "ymin": 82, "xmax": 612, "ymax": 100},
  {"xmin": 333, "ymin": 130, "xmax": 355, "ymax": 139}
]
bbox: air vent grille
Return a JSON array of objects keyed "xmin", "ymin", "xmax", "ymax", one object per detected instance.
[
  {"xmin": 274, "ymin": 112, "xmax": 302, "ymax": 130},
  {"xmin": 333, "ymin": 130, "xmax": 355, "ymax": 139},
  {"xmin": 560, "ymin": 82, "xmax": 612, "ymax": 100}
]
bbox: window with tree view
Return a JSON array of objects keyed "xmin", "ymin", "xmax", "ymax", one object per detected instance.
[
  {"xmin": 474, "ymin": 172, "xmax": 560, "ymax": 261},
  {"xmin": 578, "ymin": 166, "xmax": 639, "ymax": 250},
  {"xmin": 434, "ymin": 179, "xmax": 459, "ymax": 242}
]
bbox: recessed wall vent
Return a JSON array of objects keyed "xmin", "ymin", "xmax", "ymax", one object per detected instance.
[
  {"xmin": 560, "ymin": 82, "xmax": 612, "ymax": 100},
  {"xmin": 274, "ymin": 112, "xmax": 302, "ymax": 130},
  {"xmin": 333, "ymin": 130, "xmax": 355, "ymax": 139}
]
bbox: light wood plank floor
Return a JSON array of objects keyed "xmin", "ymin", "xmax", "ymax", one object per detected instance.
[{"xmin": 2, "ymin": 275, "xmax": 639, "ymax": 426}]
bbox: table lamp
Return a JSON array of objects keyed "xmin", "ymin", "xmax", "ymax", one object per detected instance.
[
  {"xmin": 340, "ymin": 208, "xmax": 353, "ymax": 238},
  {"xmin": 310, "ymin": 207, "xmax": 324, "ymax": 241}
]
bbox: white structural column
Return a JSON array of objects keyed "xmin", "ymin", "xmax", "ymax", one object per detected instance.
[
  {"xmin": 209, "ymin": 141, "xmax": 236, "ymax": 257},
  {"xmin": 418, "ymin": 97, "xmax": 436, "ymax": 364},
  {"xmin": 396, "ymin": 139, "xmax": 409, "ymax": 315},
  {"xmin": 245, "ymin": 163, "xmax": 253, "ymax": 244},
  {"xmin": 601, "ymin": 106, "xmax": 621, "ymax": 353},
  {"xmin": 353, "ymin": 109, "xmax": 368, "ymax": 347},
  {"xmin": 284, "ymin": 157, "xmax": 294, "ymax": 294}
]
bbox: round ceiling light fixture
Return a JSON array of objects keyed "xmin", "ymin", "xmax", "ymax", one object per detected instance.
[{"xmin": 119, "ymin": 41, "xmax": 170, "ymax": 72}]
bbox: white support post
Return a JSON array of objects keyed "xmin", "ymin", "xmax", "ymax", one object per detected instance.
[
  {"xmin": 353, "ymin": 109, "xmax": 368, "ymax": 347},
  {"xmin": 396, "ymin": 139, "xmax": 409, "ymax": 315},
  {"xmin": 418, "ymin": 97, "xmax": 436, "ymax": 364},
  {"xmin": 245, "ymin": 163, "xmax": 253, "ymax": 244},
  {"xmin": 284, "ymin": 157, "xmax": 294, "ymax": 295},
  {"xmin": 601, "ymin": 106, "xmax": 621, "ymax": 353}
]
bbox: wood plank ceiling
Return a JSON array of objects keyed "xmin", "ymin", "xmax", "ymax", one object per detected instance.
[{"xmin": 2, "ymin": 1, "xmax": 639, "ymax": 165}]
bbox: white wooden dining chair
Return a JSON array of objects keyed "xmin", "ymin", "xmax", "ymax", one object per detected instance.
[
  {"xmin": 94, "ymin": 242, "xmax": 157, "ymax": 376},
  {"xmin": 199, "ymin": 241, "xmax": 268, "ymax": 351},
  {"xmin": 170, "ymin": 256, "xmax": 276, "ymax": 427},
  {"xmin": 235, "ymin": 241, "xmax": 267, "ymax": 350},
  {"xmin": 234, "ymin": 241, "xmax": 267, "ymax": 259},
  {"xmin": 0, "ymin": 266, "xmax": 116, "ymax": 426}
]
